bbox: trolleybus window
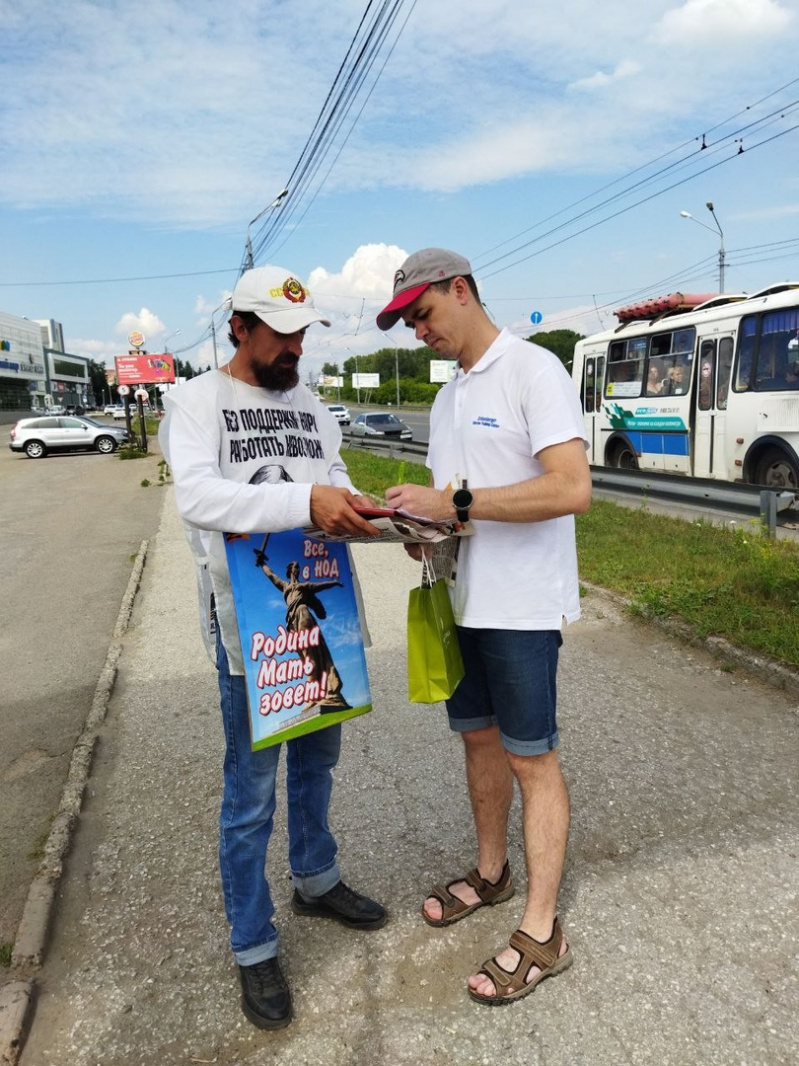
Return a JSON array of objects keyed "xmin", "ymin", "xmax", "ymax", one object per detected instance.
[
  {"xmin": 717, "ymin": 337, "xmax": 733, "ymax": 409},
  {"xmin": 606, "ymin": 337, "xmax": 645, "ymax": 397},
  {"xmin": 735, "ymin": 307, "xmax": 799, "ymax": 391}
]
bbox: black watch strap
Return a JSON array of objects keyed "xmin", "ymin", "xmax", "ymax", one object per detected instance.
[{"xmin": 453, "ymin": 486, "xmax": 473, "ymax": 523}]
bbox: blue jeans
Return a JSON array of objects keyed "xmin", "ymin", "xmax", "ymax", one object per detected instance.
[{"xmin": 216, "ymin": 636, "xmax": 342, "ymax": 965}]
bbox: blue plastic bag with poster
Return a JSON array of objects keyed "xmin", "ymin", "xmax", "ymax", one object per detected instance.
[{"xmin": 224, "ymin": 528, "xmax": 371, "ymax": 750}]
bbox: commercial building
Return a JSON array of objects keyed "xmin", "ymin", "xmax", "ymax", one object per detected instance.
[
  {"xmin": 0, "ymin": 310, "xmax": 91, "ymax": 424},
  {"xmin": 0, "ymin": 311, "xmax": 48, "ymax": 418}
]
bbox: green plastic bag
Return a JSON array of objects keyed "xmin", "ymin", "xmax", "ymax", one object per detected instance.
[{"xmin": 407, "ymin": 560, "xmax": 465, "ymax": 703}]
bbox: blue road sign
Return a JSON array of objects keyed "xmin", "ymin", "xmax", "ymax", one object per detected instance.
[{"xmin": 530, "ymin": 311, "xmax": 543, "ymax": 325}]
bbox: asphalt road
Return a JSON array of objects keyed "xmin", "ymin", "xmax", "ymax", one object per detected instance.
[
  {"xmin": 0, "ymin": 431, "xmax": 164, "ymax": 950},
  {"xmin": 17, "ymin": 492, "xmax": 799, "ymax": 1066}
]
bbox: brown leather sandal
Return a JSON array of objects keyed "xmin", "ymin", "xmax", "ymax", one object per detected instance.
[
  {"xmin": 422, "ymin": 860, "xmax": 514, "ymax": 927},
  {"xmin": 468, "ymin": 919, "xmax": 573, "ymax": 1005}
]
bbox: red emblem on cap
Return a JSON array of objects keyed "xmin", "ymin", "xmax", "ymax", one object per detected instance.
[{"xmin": 282, "ymin": 277, "xmax": 308, "ymax": 304}]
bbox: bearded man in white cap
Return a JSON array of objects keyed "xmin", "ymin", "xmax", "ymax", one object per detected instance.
[{"xmin": 160, "ymin": 266, "xmax": 385, "ymax": 1032}]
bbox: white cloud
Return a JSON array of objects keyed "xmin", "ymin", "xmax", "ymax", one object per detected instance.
[
  {"xmin": 653, "ymin": 0, "xmax": 793, "ymax": 44},
  {"xmin": 733, "ymin": 202, "xmax": 799, "ymax": 220},
  {"xmin": 4, "ymin": 2, "xmax": 796, "ymax": 224},
  {"xmin": 115, "ymin": 308, "xmax": 166, "ymax": 338},
  {"xmin": 309, "ymin": 243, "xmax": 407, "ymax": 303},
  {"xmin": 569, "ymin": 59, "xmax": 642, "ymax": 92}
]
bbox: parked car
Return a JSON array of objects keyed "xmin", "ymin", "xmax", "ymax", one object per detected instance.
[
  {"xmin": 112, "ymin": 406, "xmax": 128, "ymax": 419},
  {"xmin": 8, "ymin": 415, "xmax": 130, "ymax": 458},
  {"xmin": 350, "ymin": 412, "xmax": 413, "ymax": 440},
  {"xmin": 103, "ymin": 404, "xmax": 123, "ymax": 415},
  {"xmin": 48, "ymin": 405, "xmax": 66, "ymax": 415},
  {"xmin": 325, "ymin": 403, "xmax": 351, "ymax": 426}
]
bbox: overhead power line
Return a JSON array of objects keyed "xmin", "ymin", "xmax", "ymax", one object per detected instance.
[
  {"xmin": 240, "ymin": 0, "xmax": 418, "ymax": 276},
  {"xmin": 473, "ymin": 78, "xmax": 799, "ymax": 280}
]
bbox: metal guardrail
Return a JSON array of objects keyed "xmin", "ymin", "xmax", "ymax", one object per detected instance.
[
  {"xmin": 591, "ymin": 467, "xmax": 798, "ymax": 535},
  {"xmin": 342, "ymin": 431, "xmax": 428, "ymax": 459},
  {"xmin": 341, "ymin": 431, "xmax": 798, "ymax": 535}
]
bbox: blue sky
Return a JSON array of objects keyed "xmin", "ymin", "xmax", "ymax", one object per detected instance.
[{"xmin": 2, "ymin": 0, "xmax": 798, "ymax": 381}]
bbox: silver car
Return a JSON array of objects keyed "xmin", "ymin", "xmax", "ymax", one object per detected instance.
[
  {"xmin": 350, "ymin": 412, "xmax": 413, "ymax": 440},
  {"xmin": 9, "ymin": 415, "xmax": 130, "ymax": 459}
]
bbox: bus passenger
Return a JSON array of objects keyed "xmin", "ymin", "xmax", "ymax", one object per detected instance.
[
  {"xmin": 646, "ymin": 364, "xmax": 663, "ymax": 395},
  {"xmin": 665, "ymin": 361, "xmax": 688, "ymax": 395}
]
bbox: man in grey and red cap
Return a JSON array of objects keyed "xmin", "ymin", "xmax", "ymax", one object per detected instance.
[
  {"xmin": 379, "ymin": 248, "xmax": 591, "ymax": 1007},
  {"xmin": 159, "ymin": 265, "xmax": 385, "ymax": 1032}
]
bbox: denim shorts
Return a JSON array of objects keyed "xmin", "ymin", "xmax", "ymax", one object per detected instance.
[{"xmin": 446, "ymin": 627, "xmax": 563, "ymax": 756}]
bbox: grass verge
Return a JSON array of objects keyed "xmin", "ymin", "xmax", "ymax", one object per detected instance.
[{"xmin": 343, "ymin": 451, "xmax": 799, "ymax": 669}]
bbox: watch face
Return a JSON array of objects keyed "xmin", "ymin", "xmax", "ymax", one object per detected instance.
[{"xmin": 453, "ymin": 488, "xmax": 472, "ymax": 509}]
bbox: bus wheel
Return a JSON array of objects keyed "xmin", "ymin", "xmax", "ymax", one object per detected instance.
[
  {"xmin": 755, "ymin": 447, "xmax": 799, "ymax": 489},
  {"xmin": 612, "ymin": 443, "xmax": 639, "ymax": 470}
]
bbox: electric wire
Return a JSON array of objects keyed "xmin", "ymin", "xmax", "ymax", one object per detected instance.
[
  {"xmin": 241, "ymin": 0, "xmax": 416, "ymax": 274},
  {"xmin": 475, "ymin": 105, "xmax": 799, "ymax": 276},
  {"xmin": 473, "ymin": 77, "xmax": 799, "ymax": 269}
]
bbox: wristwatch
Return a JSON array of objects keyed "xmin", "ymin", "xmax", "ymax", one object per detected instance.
[{"xmin": 452, "ymin": 485, "xmax": 474, "ymax": 523}]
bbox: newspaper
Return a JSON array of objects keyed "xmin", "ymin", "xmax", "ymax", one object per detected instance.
[{"xmin": 302, "ymin": 505, "xmax": 472, "ymax": 545}]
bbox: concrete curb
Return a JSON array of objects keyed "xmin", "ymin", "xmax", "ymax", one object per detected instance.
[
  {"xmin": 581, "ymin": 578, "xmax": 799, "ymax": 701},
  {"xmin": 0, "ymin": 540, "xmax": 150, "ymax": 1065}
]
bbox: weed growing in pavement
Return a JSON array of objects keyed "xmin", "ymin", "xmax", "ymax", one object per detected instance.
[
  {"xmin": 343, "ymin": 453, "xmax": 799, "ymax": 668},
  {"xmin": 141, "ymin": 478, "xmax": 151, "ymax": 487},
  {"xmin": 118, "ymin": 443, "xmax": 147, "ymax": 460},
  {"xmin": 0, "ymin": 942, "xmax": 12, "ymax": 967},
  {"xmin": 158, "ymin": 459, "xmax": 170, "ymax": 485}
]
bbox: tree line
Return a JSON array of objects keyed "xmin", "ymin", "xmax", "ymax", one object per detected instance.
[{"xmin": 322, "ymin": 329, "xmax": 584, "ymax": 405}]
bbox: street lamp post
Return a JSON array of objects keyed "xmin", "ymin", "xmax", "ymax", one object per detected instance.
[
  {"xmin": 163, "ymin": 330, "xmax": 181, "ymax": 402},
  {"xmin": 344, "ymin": 347, "xmax": 362, "ymax": 405},
  {"xmin": 244, "ymin": 189, "xmax": 289, "ymax": 272},
  {"xmin": 679, "ymin": 202, "xmax": 726, "ymax": 293},
  {"xmin": 380, "ymin": 331, "xmax": 401, "ymax": 408}
]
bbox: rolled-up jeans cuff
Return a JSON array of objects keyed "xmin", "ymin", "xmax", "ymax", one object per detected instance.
[
  {"xmin": 292, "ymin": 860, "xmax": 340, "ymax": 900},
  {"xmin": 234, "ymin": 937, "xmax": 279, "ymax": 966}
]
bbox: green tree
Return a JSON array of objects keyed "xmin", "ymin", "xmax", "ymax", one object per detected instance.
[
  {"xmin": 175, "ymin": 358, "xmax": 196, "ymax": 380},
  {"xmin": 89, "ymin": 359, "xmax": 110, "ymax": 404},
  {"xmin": 526, "ymin": 329, "xmax": 584, "ymax": 371}
]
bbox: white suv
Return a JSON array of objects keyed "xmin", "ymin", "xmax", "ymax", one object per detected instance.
[
  {"xmin": 325, "ymin": 403, "xmax": 351, "ymax": 426},
  {"xmin": 9, "ymin": 415, "xmax": 130, "ymax": 458}
]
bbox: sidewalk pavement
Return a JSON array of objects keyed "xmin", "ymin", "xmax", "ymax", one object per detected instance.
[{"xmin": 9, "ymin": 488, "xmax": 799, "ymax": 1066}]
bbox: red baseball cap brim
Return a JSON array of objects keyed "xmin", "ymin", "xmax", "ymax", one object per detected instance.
[{"xmin": 376, "ymin": 282, "xmax": 431, "ymax": 331}]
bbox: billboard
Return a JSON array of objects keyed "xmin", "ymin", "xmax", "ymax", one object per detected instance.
[
  {"xmin": 115, "ymin": 352, "xmax": 176, "ymax": 385},
  {"xmin": 429, "ymin": 360, "xmax": 457, "ymax": 383},
  {"xmin": 352, "ymin": 373, "xmax": 380, "ymax": 388}
]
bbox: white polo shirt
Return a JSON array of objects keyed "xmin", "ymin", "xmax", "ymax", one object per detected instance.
[{"xmin": 427, "ymin": 329, "xmax": 588, "ymax": 630}]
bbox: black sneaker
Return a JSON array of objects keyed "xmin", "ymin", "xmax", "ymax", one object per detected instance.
[
  {"xmin": 291, "ymin": 880, "xmax": 388, "ymax": 930},
  {"xmin": 238, "ymin": 957, "xmax": 292, "ymax": 1030}
]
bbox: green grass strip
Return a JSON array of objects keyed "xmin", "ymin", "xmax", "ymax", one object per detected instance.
[{"xmin": 343, "ymin": 450, "xmax": 799, "ymax": 668}]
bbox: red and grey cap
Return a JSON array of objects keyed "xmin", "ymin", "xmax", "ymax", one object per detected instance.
[
  {"xmin": 376, "ymin": 248, "xmax": 472, "ymax": 331},
  {"xmin": 224, "ymin": 266, "xmax": 330, "ymax": 334}
]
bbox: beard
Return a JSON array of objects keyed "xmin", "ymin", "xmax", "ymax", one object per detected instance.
[{"xmin": 252, "ymin": 356, "xmax": 300, "ymax": 391}]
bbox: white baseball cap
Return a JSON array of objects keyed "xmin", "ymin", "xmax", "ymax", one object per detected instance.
[{"xmin": 225, "ymin": 266, "xmax": 330, "ymax": 334}]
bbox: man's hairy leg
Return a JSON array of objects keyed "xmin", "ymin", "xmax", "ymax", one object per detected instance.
[
  {"xmin": 423, "ymin": 726, "xmax": 513, "ymax": 921},
  {"xmin": 468, "ymin": 748, "xmax": 570, "ymax": 997}
]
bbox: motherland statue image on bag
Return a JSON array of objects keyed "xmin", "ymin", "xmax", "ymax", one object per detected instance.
[{"xmin": 224, "ymin": 528, "xmax": 371, "ymax": 749}]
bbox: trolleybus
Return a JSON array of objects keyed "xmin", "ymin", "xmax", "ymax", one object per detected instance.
[{"xmin": 571, "ymin": 283, "xmax": 799, "ymax": 489}]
